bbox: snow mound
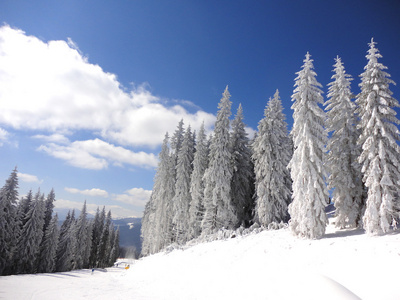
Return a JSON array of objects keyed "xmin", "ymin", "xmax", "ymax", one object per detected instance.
[{"xmin": 1, "ymin": 222, "xmax": 399, "ymax": 299}]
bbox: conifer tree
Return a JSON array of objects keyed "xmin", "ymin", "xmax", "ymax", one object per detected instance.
[
  {"xmin": 202, "ymin": 86, "xmax": 237, "ymax": 234},
  {"xmin": 188, "ymin": 122, "xmax": 208, "ymax": 240},
  {"xmin": 325, "ymin": 57, "xmax": 364, "ymax": 228},
  {"xmin": 56, "ymin": 210, "xmax": 76, "ymax": 272},
  {"xmin": 288, "ymin": 53, "xmax": 328, "ymax": 239},
  {"xmin": 105, "ymin": 223, "xmax": 115, "ymax": 266},
  {"xmin": 356, "ymin": 39, "xmax": 400, "ymax": 234},
  {"xmin": 43, "ymin": 189, "xmax": 55, "ymax": 233},
  {"xmin": 230, "ymin": 104, "xmax": 254, "ymax": 227},
  {"xmin": 151, "ymin": 133, "xmax": 176, "ymax": 253},
  {"xmin": 17, "ymin": 190, "xmax": 33, "ymax": 229},
  {"xmin": 0, "ymin": 168, "xmax": 19, "ymax": 275},
  {"xmin": 14, "ymin": 190, "xmax": 45, "ymax": 274},
  {"xmin": 253, "ymin": 90, "xmax": 292, "ymax": 226},
  {"xmin": 37, "ymin": 214, "xmax": 59, "ymax": 273},
  {"xmin": 172, "ymin": 126, "xmax": 194, "ymax": 244},
  {"xmin": 89, "ymin": 206, "xmax": 105, "ymax": 267},
  {"xmin": 109, "ymin": 226, "xmax": 120, "ymax": 264},
  {"xmin": 74, "ymin": 201, "xmax": 92, "ymax": 269},
  {"xmin": 171, "ymin": 119, "xmax": 185, "ymax": 161},
  {"xmin": 97, "ymin": 210, "xmax": 112, "ymax": 268},
  {"xmin": 140, "ymin": 196, "xmax": 155, "ymax": 256}
]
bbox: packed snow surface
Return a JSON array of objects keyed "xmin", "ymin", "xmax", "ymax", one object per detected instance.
[{"xmin": 1, "ymin": 221, "xmax": 399, "ymax": 299}]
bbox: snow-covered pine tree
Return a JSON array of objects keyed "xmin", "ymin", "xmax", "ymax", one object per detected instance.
[
  {"xmin": 106, "ymin": 223, "xmax": 115, "ymax": 266},
  {"xmin": 325, "ymin": 56, "xmax": 364, "ymax": 229},
  {"xmin": 188, "ymin": 122, "xmax": 208, "ymax": 240},
  {"xmin": 37, "ymin": 213, "xmax": 59, "ymax": 273},
  {"xmin": 16, "ymin": 189, "xmax": 33, "ymax": 229},
  {"xmin": 109, "ymin": 226, "xmax": 120, "ymax": 264},
  {"xmin": 97, "ymin": 210, "xmax": 112, "ymax": 268},
  {"xmin": 253, "ymin": 90, "xmax": 292, "ymax": 227},
  {"xmin": 89, "ymin": 206, "xmax": 105, "ymax": 267},
  {"xmin": 202, "ymin": 86, "xmax": 237, "ymax": 234},
  {"xmin": 74, "ymin": 201, "xmax": 92, "ymax": 269},
  {"xmin": 43, "ymin": 189, "xmax": 55, "ymax": 233},
  {"xmin": 151, "ymin": 133, "xmax": 176, "ymax": 253},
  {"xmin": 172, "ymin": 126, "xmax": 194, "ymax": 244},
  {"xmin": 140, "ymin": 196, "xmax": 155, "ymax": 256},
  {"xmin": 14, "ymin": 190, "xmax": 45, "ymax": 274},
  {"xmin": 288, "ymin": 53, "xmax": 328, "ymax": 239},
  {"xmin": 356, "ymin": 39, "xmax": 400, "ymax": 234},
  {"xmin": 0, "ymin": 168, "xmax": 19, "ymax": 275},
  {"xmin": 230, "ymin": 104, "xmax": 255, "ymax": 227},
  {"xmin": 171, "ymin": 119, "xmax": 185, "ymax": 162},
  {"xmin": 56, "ymin": 210, "xmax": 77, "ymax": 272}
]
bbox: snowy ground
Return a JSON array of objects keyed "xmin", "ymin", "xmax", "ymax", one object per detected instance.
[{"xmin": 1, "ymin": 220, "xmax": 399, "ymax": 300}]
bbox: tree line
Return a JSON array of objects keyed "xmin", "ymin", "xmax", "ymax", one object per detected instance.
[
  {"xmin": 141, "ymin": 39, "xmax": 400, "ymax": 255},
  {"xmin": 0, "ymin": 168, "xmax": 120, "ymax": 275}
]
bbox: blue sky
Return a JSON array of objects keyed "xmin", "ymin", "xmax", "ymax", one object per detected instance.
[{"xmin": 0, "ymin": 0, "xmax": 399, "ymax": 218}]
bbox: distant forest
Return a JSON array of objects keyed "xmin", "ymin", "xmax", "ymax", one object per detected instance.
[{"xmin": 0, "ymin": 168, "xmax": 119, "ymax": 276}]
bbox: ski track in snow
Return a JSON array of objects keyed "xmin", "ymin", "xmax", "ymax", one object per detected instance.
[{"xmin": 1, "ymin": 222, "xmax": 399, "ymax": 300}]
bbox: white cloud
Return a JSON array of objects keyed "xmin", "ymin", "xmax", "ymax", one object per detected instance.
[
  {"xmin": 65, "ymin": 187, "xmax": 109, "ymax": 198},
  {"xmin": 0, "ymin": 128, "xmax": 9, "ymax": 146},
  {"xmin": 54, "ymin": 199, "xmax": 141, "ymax": 218},
  {"xmin": 113, "ymin": 187, "xmax": 152, "ymax": 207},
  {"xmin": 32, "ymin": 133, "xmax": 70, "ymax": 144},
  {"xmin": 37, "ymin": 138, "xmax": 158, "ymax": 170},
  {"xmin": 38, "ymin": 142, "xmax": 108, "ymax": 170},
  {"xmin": 18, "ymin": 172, "xmax": 43, "ymax": 184},
  {"xmin": 0, "ymin": 25, "xmax": 216, "ymax": 148},
  {"xmin": 245, "ymin": 126, "xmax": 257, "ymax": 140}
]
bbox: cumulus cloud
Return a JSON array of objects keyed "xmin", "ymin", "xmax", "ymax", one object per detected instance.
[
  {"xmin": 65, "ymin": 187, "xmax": 109, "ymax": 197},
  {"xmin": 113, "ymin": 187, "xmax": 152, "ymax": 207},
  {"xmin": 0, "ymin": 25, "xmax": 216, "ymax": 149},
  {"xmin": 18, "ymin": 172, "xmax": 43, "ymax": 184},
  {"xmin": 37, "ymin": 138, "xmax": 158, "ymax": 170}
]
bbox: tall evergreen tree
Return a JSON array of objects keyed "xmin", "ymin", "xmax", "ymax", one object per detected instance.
[
  {"xmin": 171, "ymin": 119, "xmax": 185, "ymax": 160},
  {"xmin": 109, "ymin": 226, "xmax": 120, "ymax": 264},
  {"xmin": 151, "ymin": 133, "xmax": 176, "ymax": 253},
  {"xmin": 202, "ymin": 86, "xmax": 237, "ymax": 234},
  {"xmin": 14, "ymin": 190, "xmax": 45, "ymax": 274},
  {"xmin": 288, "ymin": 53, "xmax": 328, "ymax": 239},
  {"xmin": 105, "ymin": 223, "xmax": 115, "ymax": 266},
  {"xmin": 56, "ymin": 210, "xmax": 76, "ymax": 272},
  {"xmin": 17, "ymin": 189, "xmax": 33, "ymax": 229},
  {"xmin": 140, "ymin": 196, "xmax": 155, "ymax": 256},
  {"xmin": 97, "ymin": 210, "xmax": 112, "ymax": 268},
  {"xmin": 74, "ymin": 201, "xmax": 92, "ymax": 269},
  {"xmin": 356, "ymin": 39, "xmax": 400, "ymax": 234},
  {"xmin": 188, "ymin": 122, "xmax": 208, "ymax": 240},
  {"xmin": 230, "ymin": 104, "xmax": 254, "ymax": 227},
  {"xmin": 37, "ymin": 213, "xmax": 59, "ymax": 273},
  {"xmin": 253, "ymin": 90, "xmax": 292, "ymax": 226},
  {"xmin": 325, "ymin": 56, "xmax": 364, "ymax": 228},
  {"xmin": 43, "ymin": 189, "xmax": 55, "ymax": 233},
  {"xmin": 89, "ymin": 206, "xmax": 105, "ymax": 267},
  {"xmin": 172, "ymin": 126, "xmax": 194, "ymax": 244},
  {"xmin": 0, "ymin": 168, "xmax": 19, "ymax": 275}
]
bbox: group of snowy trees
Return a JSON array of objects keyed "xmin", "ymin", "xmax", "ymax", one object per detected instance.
[
  {"xmin": 141, "ymin": 39, "xmax": 400, "ymax": 254},
  {"xmin": 0, "ymin": 168, "xmax": 120, "ymax": 275},
  {"xmin": 141, "ymin": 88, "xmax": 255, "ymax": 256}
]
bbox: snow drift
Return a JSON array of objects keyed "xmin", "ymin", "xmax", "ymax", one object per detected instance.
[{"xmin": 1, "ymin": 217, "xmax": 399, "ymax": 299}]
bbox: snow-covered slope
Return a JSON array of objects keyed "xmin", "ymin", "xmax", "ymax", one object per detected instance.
[{"xmin": 1, "ymin": 220, "xmax": 399, "ymax": 300}]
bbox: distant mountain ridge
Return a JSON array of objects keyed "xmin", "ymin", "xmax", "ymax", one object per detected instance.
[{"xmin": 113, "ymin": 217, "xmax": 142, "ymax": 252}]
